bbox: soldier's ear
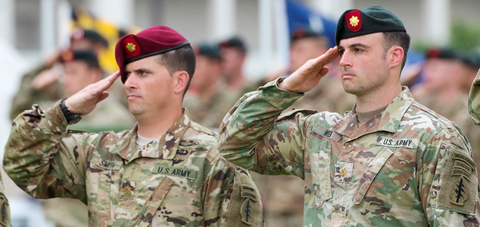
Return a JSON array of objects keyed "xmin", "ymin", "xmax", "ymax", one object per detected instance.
[
  {"xmin": 388, "ymin": 46, "xmax": 404, "ymax": 69},
  {"xmin": 173, "ymin": 71, "xmax": 189, "ymax": 94}
]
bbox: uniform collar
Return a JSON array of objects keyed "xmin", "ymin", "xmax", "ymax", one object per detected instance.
[
  {"xmin": 114, "ymin": 109, "xmax": 191, "ymax": 164},
  {"xmin": 333, "ymin": 86, "xmax": 414, "ymax": 141}
]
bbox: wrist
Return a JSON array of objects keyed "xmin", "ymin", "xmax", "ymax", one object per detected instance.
[
  {"xmin": 60, "ymin": 98, "xmax": 82, "ymax": 124},
  {"xmin": 277, "ymin": 78, "xmax": 290, "ymax": 91}
]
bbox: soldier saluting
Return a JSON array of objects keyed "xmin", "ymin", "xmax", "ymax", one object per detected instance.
[
  {"xmin": 218, "ymin": 6, "xmax": 480, "ymax": 226},
  {"xmin": 4, "ymin": 25, "xmax": 263, "ymax": 226}
]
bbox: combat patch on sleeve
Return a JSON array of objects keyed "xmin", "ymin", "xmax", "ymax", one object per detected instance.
[
  {"xmin": 225, "ymin": 169, "xmax": 264, "ymax": 227},
  {"xmin": 437, "ymin": 147, "xmax": 478, "ymax": 215}
]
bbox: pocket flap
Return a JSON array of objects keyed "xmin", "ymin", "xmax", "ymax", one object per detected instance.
[
  {"xmin": 352, "ymin": 147, "xmax": 393, "ymax": 205},
  {"xmin": 137, "ymin": 177, "xmax": 175, "ymax": 226}
]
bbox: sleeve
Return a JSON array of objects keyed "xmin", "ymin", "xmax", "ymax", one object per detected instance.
[
  {"xmin": 201, "ymin": 155, "xmax": 264, "ymax": 227},
  {"xmin": 9, "ymin": 65, "xmax": 62, "ymax": 121},
  {"xmin": 3, "ymin": 101, "xmax": 95, "ymax": 204},
  {"xmin": 218, "ymin": 79, "xmax": 316, "ymax": 177},
  {"xmin": 0, "ymin": 173, "xmax": 11, "ymax": 227},
  {"xmin": 418, "ymin": 127, "xmax": 480, "ymax": 226},
  {"xmin": 468, "ymin": 69, "xmax": 480, "ymax": 126}
]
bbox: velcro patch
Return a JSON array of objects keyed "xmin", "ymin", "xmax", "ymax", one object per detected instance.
[
  {"xmin": 241, "ymin": 185, "xmax": 258, "ymax": 202},
  {"xmin": 241, "ymin": 198, "xmax": 254, "ymax": 225},
  {"xmin": 375, "ymin": 137, "xmax": 418, "ymax": 149},
  {"xmin": 154, "ymin": 166, "xmax": 197, "ymax": 180},
  {"xmin": 90, "ymin": 158, "xmax": 123, "ymax": 170},
  {"xmin": 437, "ymin": 148, "xmax": 477, "ymax": 215}
]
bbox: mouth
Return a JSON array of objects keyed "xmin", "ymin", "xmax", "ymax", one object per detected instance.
[
  {"xmin": 342, "ymin": 73, "xmax": 355, "ymax": 79},
  {"xmin": 127, "ymin": 94, "xmax": 141, "ymax": 100}
]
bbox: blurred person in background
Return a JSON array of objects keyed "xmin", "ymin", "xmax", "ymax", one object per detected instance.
[
  {"xmin": 9, "ymin": 29, "xmax": 110, "ymax": 120},
  {"xmin": 183, "ymin": 42, "xmax": 238, "ymax": 130},
  {"xmin": 218, "ymin": 36, "xmax": 248, "ymax": 94},
  {"xmin": 218, "ymin": 36, "xmax": 259, "ymax": 96},
  {"xmin": 459, "ymin": 52, "xmax": 480, "ymax": 93},
  {"xmin": 412, "ymin": 47, "xmax": 480, "ymax": 179}
]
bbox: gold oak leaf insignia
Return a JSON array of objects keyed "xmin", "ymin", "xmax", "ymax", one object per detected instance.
[
  {"xmin": 350, "ymin": 16, "xmax": 359, "ymax": 27},
  {"xmin": 340, "ymin": 168, "xmax": 347, "ymax": 177},
  {"xmin": 126, "ymin": 43, "xmax": 136, "ymax": 52},
  {"xmin": 124, "ymin": 185, "xmax": 132, "ymax": 195}
]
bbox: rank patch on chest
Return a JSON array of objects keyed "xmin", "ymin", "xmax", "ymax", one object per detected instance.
[{"xmin": 334, "ymin": 162, "xmax": 353, "ymax": 183}]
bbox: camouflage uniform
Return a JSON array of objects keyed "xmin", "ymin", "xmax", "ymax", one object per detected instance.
[
  {"xmin": 218, "ymin": 79, "xmax": 480, "ymax": 226},
  {"xmin": 4, "ymin": 101, "xmax": 263, "ymax": 227},
  {"xmin": 414, "ymin": 85, "xmax": 480, "ymax": 180},
  {"xmin": 0, "ymin": 175, "xmax": 11, "ymax": 227},
  {"xmin": 42, "ymin": 97, "xmax": 135, "ymax": 227}
]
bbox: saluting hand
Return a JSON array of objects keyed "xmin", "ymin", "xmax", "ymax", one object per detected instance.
[
  {"xmin": 279, "ymin": 46, "xmax": 339, "ymax": 93},
  {"xmin": 64, "ymin": 71, "xmax": 120, "ymax": 115}
]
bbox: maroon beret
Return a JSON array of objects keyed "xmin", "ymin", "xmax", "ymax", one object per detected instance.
[{"xmin": 115, "ymin": 25, "xmax": 190, "ymax": 83}]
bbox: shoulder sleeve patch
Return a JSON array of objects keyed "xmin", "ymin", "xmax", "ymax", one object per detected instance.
[
  {"xmin": 225, "ymin": 168, "xmax": 264, "ymax": 226},
  {"xmin": 437, "ymin": 146, "xmax": 478, "ymax": 215}
]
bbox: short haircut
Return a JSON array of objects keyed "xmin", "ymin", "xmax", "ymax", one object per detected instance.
[
  {"xmin": 155, "ymin": 44, "xmax": 196, "ymax": 94},
  {"xmin": 382, "ymin": 31, "xmax": 411, "ymax": 70}
]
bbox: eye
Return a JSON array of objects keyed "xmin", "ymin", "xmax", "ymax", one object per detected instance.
[
  {"xmin": 138, "ymin": 70, "xmax": 149, "ymax": 77},
  {"xmin": 353, "ymin": 48, "xmax": 364, "ymax": 53},
  {"xmin": 338, "ymin": 49, "xmax": 345, "ymax": 57}
]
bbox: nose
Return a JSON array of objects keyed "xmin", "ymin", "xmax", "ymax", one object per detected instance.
[
  {"xmin": 339, "ymin": 50, "xmax": 351, "ymax": 68},
  {"xmin": 124, "ymin": 74, "xmax": 137, "ymax": 89}
]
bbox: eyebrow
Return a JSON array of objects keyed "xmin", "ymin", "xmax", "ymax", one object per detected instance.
[
  {"xmin": 125, "ymin": 67, "xmax": 154, "ymax": 74},
  {"xmin": 338, "ymin": 43, "xmax": 370, "ymax": 50}
]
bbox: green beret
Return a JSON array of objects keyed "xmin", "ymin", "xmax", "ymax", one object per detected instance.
[{"xmin": 335, "ymin": 6, "xmax": 406, "ymax": 45}]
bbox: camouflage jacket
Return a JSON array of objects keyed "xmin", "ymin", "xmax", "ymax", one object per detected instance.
[
  {"xmin": 218, "ymin": 79, "xmax": 480, "ymax": 227},
  {"xmin": 469, "ymin": 69, "xmax": 480, "ymax": 126},
  {"xmin": 0, "ymin": 175, "xmax": 11, "ymax": 227},
  {"xmin": 4, "ymin": 101, "xmax": 263, "ymax": 227}
]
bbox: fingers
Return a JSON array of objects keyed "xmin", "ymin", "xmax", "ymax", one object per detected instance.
[
  {"xmin": 88, "ymin": 71, "xmax": 120, "ymax": 95},
  {"xmin": 98, "ymin": 91, "xmax": 109, "ymax": 102},
  {"xmin": 312, "ymin": 46, "xmax": 339, "ymax": 66},
  {"xmin": 100, "ymin": 71, "xmax": 121, "ymax": 90}
]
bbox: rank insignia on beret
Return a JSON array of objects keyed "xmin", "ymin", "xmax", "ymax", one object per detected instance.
[
  {"xmin": 126, "ymin": 43, "xmax": 136, "ymax": 52},
  {"xmin": 122, "ymin": 35, "xmax": 141, "ymax": 56},
  {"xmin": 345, "ymin": 10, "xmax": 362, "ymax": 32}
]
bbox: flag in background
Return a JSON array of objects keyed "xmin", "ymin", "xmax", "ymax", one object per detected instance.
[
  {"xmin": 285, "ymin": 0, "xmax": 337, "ymax": 47},
  {"xmin": 70, "ymin": 6, "xmax": 141, "ymax": 73}
]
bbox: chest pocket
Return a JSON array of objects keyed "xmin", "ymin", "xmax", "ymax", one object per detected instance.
[
  {"xmin": 308, "ymin": 128, "xmax": 334, "ymax": 209},
  {"xmin": 352, "ymin": 145, "xmax": 416, "ymax": 213},
  {"xmin": 113, "ymin": 177, "xmax": 175, "ymax": 227},
  {"xmin": 87, "ymin": 157, "xmax": 123, "ymax": 226}
]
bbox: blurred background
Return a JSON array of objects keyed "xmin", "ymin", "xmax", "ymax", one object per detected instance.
[{"xmin": 1, "ymin": 0, "xmax": 480, "ymax": 226}]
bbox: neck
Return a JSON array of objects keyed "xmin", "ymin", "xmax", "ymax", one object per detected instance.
[
  {"xmin": 226, "ymin": 71, "xmax": 245, "ymax": 89},
  {"xmin": 136, "ymin": 105, "xmax": 183, "ymax": 138},
  {"xmin": 355, "ymin": 83, "xmax": 402, "ymax": 113},
  {"xmin": 198, "ymin": 81, "xmax": 218, "ymax": 103}
]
